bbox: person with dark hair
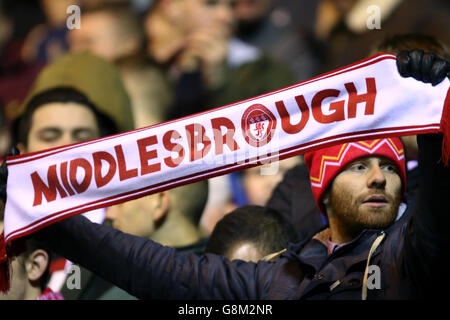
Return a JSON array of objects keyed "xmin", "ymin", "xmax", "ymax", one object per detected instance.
[
  {"xmin": 205, "ymin": 205, "xmax": 299, "ymax": 262},
  {"xmin": 1, "ymin": 164, "xmax": 62, "ymax": 300},
  {"xmin": 145, "ymin": 0, "xmax": 295, "ymax": 119},
  {"xmin": 9, "ymin": 51, "xmax": 135, "ymax": 300},
  {"xmin": 12, "ymin": 51, "xmax": 134, "ymax": 153},
  {"xmin": 0, "ymin": 234, "xmax": 63, "ymax": 300},
  {"xmin": 13, "ymin": 87, "xmax": 118, "ymax": 153},
  {"xmin": 374, "ymin": 33, "xmax": 449, "ymax": 59},
  {"xmin": 20, "ymin": 0, "xmax": 79, "ymax": 65},
  {"xmin": 313, "ymin": 0, "xmax": 450, "ymax": 73},
  {"xmin": 68, "ymin": 1, "xmax": 174, "ymax": 128},
  {"xmin": 232, "ymin": 0, "xmax": 320, "ymax": 82}
]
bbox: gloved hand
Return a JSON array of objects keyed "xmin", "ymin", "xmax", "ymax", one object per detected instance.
[
  {"xmin": 396, "ymin": 49, "xmax": 450, "ymax": 86},
  {"xmin": 0, "ymin": 147, "xmax": 20, "ymax": 204}
]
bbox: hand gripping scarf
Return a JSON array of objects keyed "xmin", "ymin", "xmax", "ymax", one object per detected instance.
[{"xmin": 1, "ymin": 53, "xmax": 449, "ymax": 292}]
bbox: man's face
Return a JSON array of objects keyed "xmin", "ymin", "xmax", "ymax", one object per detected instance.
[
  {"xmin": 326, "ymin": 156, "xmax": 402, "ymax": 233},
  {"xmin": 25, "ymin": 102, "xmax": 100, "ymax": 153},
  {"xmin": 105, "ymin": 195, "xmax": 160, "ymax": 238},
  {"xmin": 69, "ymin": 12, "xmax": 122, "ymax": 61},
  {"xmin": 243, "ymin": 157, "xmax": 300, "ymax": 206},
  {"xmin": 179, "ymin": 0, "xmax": 235, "ymax": 37},
  {"xmin": 40, "ymin": 0, "xmax": 80, "ymax": 24}
]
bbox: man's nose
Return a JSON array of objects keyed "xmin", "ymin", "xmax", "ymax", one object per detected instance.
[
  {"xmin": 367, "ymin": 164, "xmax": 386, "ymax": 189},
  {"xmin": 57, "ymin": 133, "xmax": 74, "ymax": 148}
]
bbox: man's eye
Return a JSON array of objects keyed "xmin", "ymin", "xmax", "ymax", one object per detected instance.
[
  {"xmin": 350, "ymin": 164, "xmax": 366, "ymax": 171},
  {"xmin": 38, "ymin": 130, "xmax": 60, "ymax": 142},
  {"xmin": 73, "ymin": 130, "xmax": 97, "ymax": 143},
  {"xmin": 382, "ymin": 164, "xmax": 397, "ymax": 172}
]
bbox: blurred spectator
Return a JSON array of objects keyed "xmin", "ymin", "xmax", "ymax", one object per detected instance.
[
  {"xmin": 69, "ymin": 2, "xmax": 173, "ymax": 127},
  {"xmin": 0, "ymin": 1, "xmax": 45, "ymax": 49},
  {"xmin": 146, "ymin": 0, "xmax": 296, "ymax": 240},
  {"xmin": 199, "ymin": 157, "xmax": 301, "ymax": 236},
  {"xmin": 106, "ymin": 181, "xmax": 208, "ymax": 250},
  {"xmin": 12, "ymin": 52, "xmax": 133, "ymax": 150},
  {"xmin": 1, "ymin": 161, "xmax": 61, "ymax": 299},
  {"xmin": 145, "ymin": 0, "xmax": 295, "ymax": 119},
  {"xmin": 205, "ymin": 205, "xmax": 299, "ymax": 262},
  {"xmin": 0, "ymin": 1, "xmax": 46, "ymax": 123},
  {"xmin": 11, "ymin": 52, "xmax": 134, "ymax": 300},
  {"xmin": 0, "ymin": 4, "xmax": 12, "ymax": 53},
  {"xmin": 0, "ymin": 234, "xmax": 63, "ymax": 300},
  {"xmin": 314, "ymin": 0, "xmax": 450, "ymax": 72},
  {"xmin": 266, "ymin": 162, "xmax": 325, "ymax": 243},
  {"xmin": 272, "ymin": 0, "xmax": 319, "ymax": 35},
  {"xmin": 233, "ymin": 0, "xmax": 320, "ymax": 81},
  {"xmin": 70, "ymin": 2, "xmax": 143, "ymax": 63},
  {"xmin": 241, "ymin": 156, "xmax": 302, "ymax": 206},
  {"xmin": 21, "ymin": 0, "xmax": 79, "ymax": 65}
]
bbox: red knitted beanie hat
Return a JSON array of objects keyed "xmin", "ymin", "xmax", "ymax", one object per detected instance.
[{"xmin": 304, "ymin": 138, "xmax": 407, "ymax": 215}]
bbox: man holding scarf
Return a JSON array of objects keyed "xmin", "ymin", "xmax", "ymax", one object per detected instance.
[{"xmin": 1, "ymin": 49, "xmax": 449, "ymax": 299}]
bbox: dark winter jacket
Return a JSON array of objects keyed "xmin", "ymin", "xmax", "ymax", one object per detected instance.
[{"xmin": 36, "ymin": 134, "xmax": 450, "ymax": 299}]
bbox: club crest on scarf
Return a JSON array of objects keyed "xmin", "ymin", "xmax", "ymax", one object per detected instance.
[{"xmin": 241, "ymin": 104, "xmax": 277, "ymax": 147}]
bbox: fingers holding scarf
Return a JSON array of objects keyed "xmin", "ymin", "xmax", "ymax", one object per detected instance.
[{"xmin": 396, "ymin": 49, "xmax": 450, "ymax": 86}]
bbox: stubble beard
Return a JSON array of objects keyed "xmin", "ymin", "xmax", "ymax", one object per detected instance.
[{"xmin": 329, "ymin": 187, "xmax": 401, "ymax": 234}]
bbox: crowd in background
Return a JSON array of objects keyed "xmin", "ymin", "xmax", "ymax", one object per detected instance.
[{"xmin": 0, "ymin": 0, "xmax": 449, "ymax": 300}]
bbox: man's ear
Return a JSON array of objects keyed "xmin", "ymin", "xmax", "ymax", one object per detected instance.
[
  {"xmin": 322, "ymin": 190, "xmax": 332, "ymax": 216},
  {"xmin": 25, "ymin": 249, "xmax": 49, "ymax": 283},
  {"xmin": 322, "ymin": 192, "xmax": 330, "ymax": 206},
  {"xmin": 153, "ymin": 191, "xmax": 170, "ymax": 223}
]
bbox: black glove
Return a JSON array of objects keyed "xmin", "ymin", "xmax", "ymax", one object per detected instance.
[
  {"xmin": 397, "ymin": 49, "xmax": 450, "ymax": 86},
  {"xmin": 0, "ymin": 147, "xmax": 20, "ymax": 204}
]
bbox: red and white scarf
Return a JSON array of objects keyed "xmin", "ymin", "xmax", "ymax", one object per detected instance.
[{"xmin": 1, "ymin": 53, "xmax": 449, "ymax": 292}]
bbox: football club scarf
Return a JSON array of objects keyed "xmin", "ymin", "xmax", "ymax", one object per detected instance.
[{"xmin": 1, "ymin": 53, "xmax": 449, "ymax": 292}]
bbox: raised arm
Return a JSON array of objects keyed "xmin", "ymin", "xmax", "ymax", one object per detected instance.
[
  {"xmin": 398, "ymin": 134, "xmax": 450, "ymax": 291},
  {"xmin": 34, "ymin": 214, "xmax": 300, "ymax": 300},
  {"xmin": 393, "ymin": 50, "xmax": 450, "ymax": 294}
]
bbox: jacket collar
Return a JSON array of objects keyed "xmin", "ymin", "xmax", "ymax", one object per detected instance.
[{"xmin": 287, "ymin": 227, "xmax": 385, "ymax": 275}]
